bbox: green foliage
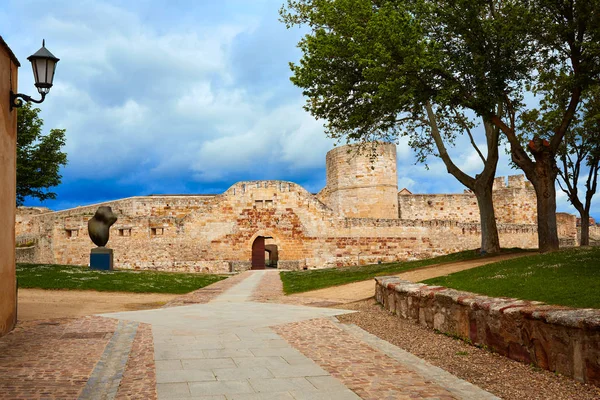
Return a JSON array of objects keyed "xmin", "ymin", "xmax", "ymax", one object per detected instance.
[
  {"xmin": 16, "ymin": 263, "xmax": 227, "ymax": 294},
  {"xmin": 424, "ymin": 247, "xmax": 600, "ymax": 309},
  {"xmin": 280, "ymin": 0, "xmax": 535, "ymax": 142},
  {"xmin": 282, "ymin": 0, "xmax": 600, "ymax": 252},
  {"xmin": 17, "ymin": 103, "xmax": 68, "ymax": 206},
  {"xmin": 280, "ymin": 248, "xmax": 527, "ymax": 294},
  {"xmin": 282, "ymin": 0, "xmax": 599, "ymax": 148}
]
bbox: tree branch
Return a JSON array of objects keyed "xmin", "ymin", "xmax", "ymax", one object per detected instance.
[
  {"xmin": 453, "ymin": 108, "xmax": 486, "ymax": 163},
  {"xmin": 489, "ymin": 112, "xmax": 535, "ymax": 173},
  {"xmin": 551, "ymin": 88, "xmax": 583, "ymax": 152},
  {"xmin": 425, "ymin": 102, "xmax": 475, "ymax": 189}
]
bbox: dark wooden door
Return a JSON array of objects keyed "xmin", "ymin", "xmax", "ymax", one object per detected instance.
[{"xmin": 251, "ymin": 236, "xmax": 265, "ymax": 270}]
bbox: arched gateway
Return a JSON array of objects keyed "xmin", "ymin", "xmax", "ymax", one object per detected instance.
[
  {"xmin": 251, "ymin": 236, "xmax": 265, "ymax": 269},
  {"xmin": 251, "ymin": 235, "xmax": 279, "ymax": 269}
]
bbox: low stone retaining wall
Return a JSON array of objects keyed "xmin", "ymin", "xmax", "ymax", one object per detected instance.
[
  {"xmin": 375, "ymin": 277, "xmax": 600, "ymax": 385},
  {"xmin": 15, "ymin": 246, "xmax": 37, "ymax": 264}
]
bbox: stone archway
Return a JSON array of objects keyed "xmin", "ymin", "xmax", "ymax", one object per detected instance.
[
  {"xmin": 251, "ymin": 236, "xmax": 266, "ymax": 270},
  {"xmin": 250, "ymin": 233, "xmax": 279, "ymax": 270}
]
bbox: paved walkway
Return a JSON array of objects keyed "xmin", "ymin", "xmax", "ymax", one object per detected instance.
[{"xmin": 100, "ymin": 270, "xmax": 499, "ymax": 400}]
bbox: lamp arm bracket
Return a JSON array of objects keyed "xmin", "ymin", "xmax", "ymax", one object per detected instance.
[{"xmin": 10, "ymin": 91, "xmax": 46, "ymax": 110}]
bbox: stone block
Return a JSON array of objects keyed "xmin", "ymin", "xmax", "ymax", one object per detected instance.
[{"xmin": 90, "ymin": 247, "xmax": 113, "ymax": 271}]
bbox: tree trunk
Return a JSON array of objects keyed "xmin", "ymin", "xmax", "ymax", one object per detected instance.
[
  {"xmin": 580, "ymin": 210, "xmax": 590, "ymax": 246},
  {"xmin": 424, "ymin": 103, "xmax": 501, "ymax": 254},
  {"xmin": 530, "ymin": 154, "xmax": 559, "ymax": 252},
  {"xmin": 473, "ymin": 185, "xmax": 501, "ymax": 254}
]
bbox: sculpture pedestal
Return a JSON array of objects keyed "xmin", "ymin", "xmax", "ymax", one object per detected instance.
[{"xmin": 90, "ymin": 247, "xmax": 113, "ymax": 271}]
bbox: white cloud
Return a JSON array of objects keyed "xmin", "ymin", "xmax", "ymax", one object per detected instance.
[{"xmin": 3, "ymin": 1, "xmax": 597, "ymax": 219}]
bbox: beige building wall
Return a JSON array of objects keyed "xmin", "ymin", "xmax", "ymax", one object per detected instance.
[
  {"xmin": 398, "ymin": 175, "xmax": 537, "ymax": 225},
  {"xmin": 321, "ymin": 142, "xmax": 398, "ymax": 219},
  {"xmin": 16, "ymin": 180, "xmax": 541, "ymax": 273},
  {"xmin": 0, "ymin": 37, "xmax": 19, "ymax": 337}
]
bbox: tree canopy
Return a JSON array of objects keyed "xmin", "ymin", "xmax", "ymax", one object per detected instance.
[
  {"xmin": 16, "ymin": 103, "xmax": 68, "ymax": 206},
  {"xmin": 282, "ymin": 0, "xmax": 600, "ymax": 251}
]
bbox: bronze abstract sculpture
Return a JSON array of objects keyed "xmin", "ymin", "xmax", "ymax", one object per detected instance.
[{"xmin": 88, "ymin": 206, "xmax": 117, "ymax": 247}]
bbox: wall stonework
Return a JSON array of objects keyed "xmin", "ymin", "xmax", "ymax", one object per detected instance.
[
  {"xmin": 321, "ymin": 142, "xmax": 398, "ymax": 219},
  {"xmin": 376, "ymin": 277, "xmax": 600, "ymax": 385},
  {"xmin": 556, "ymin": 212, "xmax": 578, "ymax": 247},
  {"xmin": 398, "ymin": 175, "xmax": 537, "ymax": 225},
  {"xmin": 15, "ymin": 142, "xmax": 578, "ymax": 273},
  {"xmin": 584, "ymin": 225, "xmax": 600, "ymax": 245}
]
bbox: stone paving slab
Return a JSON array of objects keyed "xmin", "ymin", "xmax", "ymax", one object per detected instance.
[
  {"xmin": 99, "ymin": 269, "xmax": 503, "ymax": 399},
  {"xmin": 100, "ymin": 271, "xmax": 360, "ymax": 400}
]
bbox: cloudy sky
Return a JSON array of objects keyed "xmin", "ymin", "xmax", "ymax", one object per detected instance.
[{"xmin": 3, "ymin": 0, "xmax": 598, "ymax": 220}]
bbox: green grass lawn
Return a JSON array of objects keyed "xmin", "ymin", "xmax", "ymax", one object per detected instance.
[
  {"xmin": 17, "ymin": 263, "xmax": 228, "ymax": 294},
  {"xmin": 280, "ymin": 248, "xmax": 528, "ymax": 294},
  {"xmin": 424, "ymin": 247, "xmax": 600, "ymax": 309}
]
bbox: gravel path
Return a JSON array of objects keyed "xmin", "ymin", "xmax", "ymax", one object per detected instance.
[{"xmin": 336, "ymin": 300, "xmax": 600, "ymax": 400}]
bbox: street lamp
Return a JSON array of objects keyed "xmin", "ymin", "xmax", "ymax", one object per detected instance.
[{"xmin": 10, "ymin": 40, "xmax": 59, "ymax": 110}]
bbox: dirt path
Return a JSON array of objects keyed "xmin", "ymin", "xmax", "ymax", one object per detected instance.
[
  {"xmin": 18, "ymin": 289, "xmax": 178, "ymax": 321},
  {"xmin": 290, "ymin": 252, "xmax": 530, "ymax": 303}
]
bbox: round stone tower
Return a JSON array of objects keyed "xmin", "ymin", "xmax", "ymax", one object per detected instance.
[{"xmin": 324, "ymin": 142, "xmax": 398, "ymax": 219}]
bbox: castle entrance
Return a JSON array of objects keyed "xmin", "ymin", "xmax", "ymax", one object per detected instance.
[{"xmin": 251, "ymin": 236, "xmax": 277, "ymax": 269}]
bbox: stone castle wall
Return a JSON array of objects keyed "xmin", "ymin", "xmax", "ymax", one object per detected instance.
[
  {"xmin": 16, "ymin": 179, "xmax": 540, "ymax": 273},
  {"xmin": 557, "ymin": 213, "xmax": 578, "ymax": 247},
  {"xmin": 321, "ymin": 142, "xmax": 398, "ymax": 219},
  {"xmin": 15, "ymin": 142, "xmax": 582, "ymax": 274},
  {"xmin": 398, "ymin": 175, "xmax": 537, "ymax": 224},
  {"xmin": 587, "ymin": 225, "xmax": 600, "ymax": 245}
]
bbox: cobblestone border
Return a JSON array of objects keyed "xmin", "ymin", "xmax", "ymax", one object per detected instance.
[
  {"xmin": 115, "ymin": 323, "xmax": 156, "ymax": 400},
  {"xmin": 0, "ymin": 316, "xmax": 118, "ymax": 400},
  {"xmin": 273, "ymin": 317, "xmax": 459, "ymax": 399},
  {"xmin": 79, "ymin": 321, "xmax": 139, "ymax": 400},
  {"xmin": 329, "ymin": 317, "xmax": 500, "ymax": 399}
]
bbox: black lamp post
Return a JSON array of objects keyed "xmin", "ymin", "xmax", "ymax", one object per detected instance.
[{"xmin": 10, "ymin": 40, "xmax": 59, "ymax": 110}]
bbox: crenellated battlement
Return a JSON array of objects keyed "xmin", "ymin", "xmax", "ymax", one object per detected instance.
[
  {"xmin": 319, "ymin": 142, "xmax": 398, "ymax": 219},
  {"xmin": 492, "ymin": 174, "xmax": 534, "ymax": 190},
  {"xmin": 398, "ymin": 174, "xmax": 537, "ymax": 224}
]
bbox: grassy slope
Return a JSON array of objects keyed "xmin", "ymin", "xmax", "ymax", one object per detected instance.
[
  {"xmin": 280, "ymin": 248, "xmax": 528, "ymax": 294},
  {"xmin": 424, "ymin": 247, "xmax": 600, "ymax": 309},
  {"xmin": 17, "ymin": 263, "xmax": 227, "ymax": 294}
]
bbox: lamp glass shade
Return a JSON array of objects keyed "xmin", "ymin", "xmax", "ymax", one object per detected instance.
[{"xmin": 27, "ymin": 41, "xmax": 60, "ymax": 95}]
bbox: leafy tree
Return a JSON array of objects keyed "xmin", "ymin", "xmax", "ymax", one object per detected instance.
[
  {"xmin": 281, "ymin": 0, "xmax": 600, "ymax": 252},
  {"xmin": 555, "ymin": 89, "xmax": 600, "ymax": 246},
  {"xmin": 280, "ymin": 0, "xmax": 525, "ymax": 253},
  {"xmin": 16, "ymin": 103, "xmax": 67, "ymax": 206}
]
